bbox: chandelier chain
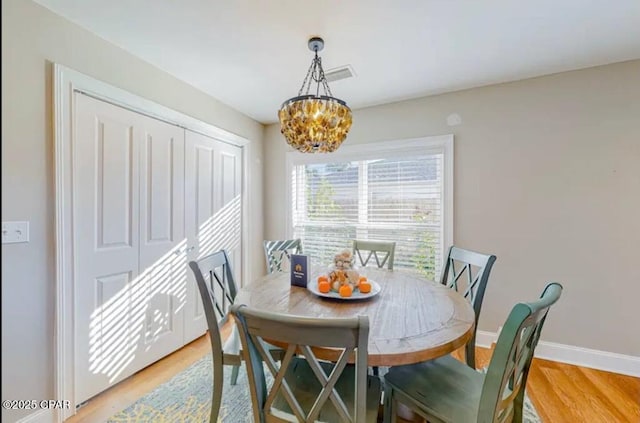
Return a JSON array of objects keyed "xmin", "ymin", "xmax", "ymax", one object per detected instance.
[
  {"xmin": 297, "ymin": 55, "xmax": 315, "ymax": 96},
  {"xmin": 316, "ymin": 57, "xmax": 333, "ymax": 97},
  {"xmin": 296, "ymin": 51, "xmax": 333, "ymax": 98}
]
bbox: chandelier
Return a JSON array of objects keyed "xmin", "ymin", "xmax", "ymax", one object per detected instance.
[{"xmin": 278, "ymin": 37, "xmax": 352, "ymax": 153}]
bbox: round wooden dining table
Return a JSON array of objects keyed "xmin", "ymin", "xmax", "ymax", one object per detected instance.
[{"xmin": 235, "ymin": 266, "xmax": 475, "ymax": 367}]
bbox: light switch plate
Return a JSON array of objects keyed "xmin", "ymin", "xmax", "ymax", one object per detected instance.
[{"xmin": 2, "ymin": 221, "xmax": 29, "ymax": 244}]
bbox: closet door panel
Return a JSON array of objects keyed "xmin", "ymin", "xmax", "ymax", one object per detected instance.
[
  {"xmin": 195, "ymin": 145, "xmax": 216, "ymax": 238},
  {"xmin": 217, "ymin": 144, "xmax": 243, "ymax": 286},
  {"xmin": 138, "ymin": 118, "xmax": 186, "ymax": 364},
  {"xmin": 184, "ymin": 131, "xmax": 243, "ymax": 343},
  {"xmin": 74, "ymin": 93, "xmax": 141, "ymax": 404}
]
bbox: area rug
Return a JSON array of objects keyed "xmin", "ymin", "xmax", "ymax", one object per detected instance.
[{"xmin": 108, "ymin": 355, "xmax": 541, "ymax": 422}]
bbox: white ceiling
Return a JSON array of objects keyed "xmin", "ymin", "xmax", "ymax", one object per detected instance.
[{"xmin": 35, "ymin": 0, "xmax": 640, "ymax": 124}]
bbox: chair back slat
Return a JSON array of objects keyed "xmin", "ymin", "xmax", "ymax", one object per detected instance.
[
  {"xmin": 232, "ymin": 305, "xmax": 370, "ymax": 423},
  {"xmin": 352, "ymin": 239, "xmax": 396, "ymax": 270},
  {"xmin": 440, "ymin": 245, "xmax": 497, "ymax": 368},
  {"xmin": 302, "ymin": 345, "xmax": 353, "ymax": 422},
  {"xmin": 258, "ymin": 342, "xmax": 306, "ymax": 422},
  {"xmin": 264, "ymin": 239, "xmax": 302, "ymax": 274},
  {"xmin": 479, "ymin": 283, "xmax": 563, "ymax": 422},
  {"xmin": 190, "ymin": 250, "xmax": 237, "ymax": 323}
]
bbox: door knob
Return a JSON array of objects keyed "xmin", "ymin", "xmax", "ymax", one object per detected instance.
[{"xmin": 174, "ymin": 246, "xmax": 195, "ymax": 256}]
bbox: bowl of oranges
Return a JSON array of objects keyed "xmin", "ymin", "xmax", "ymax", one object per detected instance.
[{"xmin": 307, "ymin": 250, "xmax": 382, "ymax": 300}]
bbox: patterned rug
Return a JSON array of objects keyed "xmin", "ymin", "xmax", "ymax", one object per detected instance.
[{"xmin": 108, "ymin": 355, "xmax": 541, "ymax": 422}]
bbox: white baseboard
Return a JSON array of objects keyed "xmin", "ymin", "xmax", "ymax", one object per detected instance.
[
  {"xmin": 15, "ymin": 409, "xmax": 54, "ymax": 423},
  {"xmin": 476, "ymin": 330, "xmax": 499, "ymax": 349},
  {"xmin": 475, "ymin": 330, "xmax": 640, "ymax": 378}
]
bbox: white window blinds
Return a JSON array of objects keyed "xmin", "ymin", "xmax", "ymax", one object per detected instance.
[{"xmin": 291, "ymin": 143, "xmax": 449, "ymax": 280}]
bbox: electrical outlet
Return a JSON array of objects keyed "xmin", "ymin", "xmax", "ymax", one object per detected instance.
[{"xmin": 2, "ymin": 221, "xmax": 29, "ymax": 244}]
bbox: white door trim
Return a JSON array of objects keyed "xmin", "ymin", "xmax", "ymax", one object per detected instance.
[{"xmin": 53, "ymin": 64, "xmax": 250, "ymax": 421}]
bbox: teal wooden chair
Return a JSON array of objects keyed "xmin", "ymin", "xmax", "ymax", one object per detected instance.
[
  {"xmin": 231, "ymin": 304, "xmax": 382, "ymax": 423},
  {"xmin": 353, "ymin": 239, "xmax": 396, "ymax": 270},
  {"xmin": 263, "ymin": 239, "xmax": 302, "ymax": 274},
  {"xmin": 189, "ymin": 250, "xmax": 241, "ymax": 423},
  {"xmin": 441, "ymin": 246, "xmax": 497, "ymax": 369},
  {"xmin": 384, "ymin": 282, "xmax": 563, "ymax": 423}
]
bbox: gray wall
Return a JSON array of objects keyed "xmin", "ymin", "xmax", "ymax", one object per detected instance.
[
  {"xmin": 1, "ymin": 1, "xmax": 264, "ymax": 421},
  {"xmin": 264, "ymin": 60, "xmax": 640, "ymax": 357}
]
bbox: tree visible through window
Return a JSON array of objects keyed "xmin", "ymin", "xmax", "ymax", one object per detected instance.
[{"xmin": 291, "ymin": 148, "xmax": 446, "ymax": 280}]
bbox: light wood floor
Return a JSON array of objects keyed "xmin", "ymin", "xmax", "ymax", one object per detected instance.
[
  {"xmin": 454, "ymin": 349, "xmax": 640, "ymax": 423},
  {"xmin": 67, "ymin": 326, "xmax": 639, "ymax": 423}
]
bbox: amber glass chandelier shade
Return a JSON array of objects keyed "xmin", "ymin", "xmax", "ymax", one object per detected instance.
[
  {"xmin": 278, "ymin": 95, "xmax": 352, "ymax": 153},
  {"xmin": 278, "ymin": 37, "xmax": 352, "ymax": 153}
]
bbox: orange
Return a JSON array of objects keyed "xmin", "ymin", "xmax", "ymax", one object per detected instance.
[
  {"xmin": 339, "ymin": 285, "xmax": 353, "ymax": 298},
  {"xmin": 317, "ymin": 275, "xmax": 328, "ymax": 283},
  {"xmin": 358, "ymin": 276, "xmax": 368, "ymax": 283},
  {"xmin": 318, "ymin": 280, "xmax": 330, "ymax": 293},
  {"xmin": 359, "ymin": 281, "xmax": 371, "ymax": 294}
]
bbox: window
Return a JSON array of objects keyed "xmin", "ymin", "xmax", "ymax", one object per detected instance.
[{"xmin": 287, "ymin": 136, "xmax": 453, "ymax": 279}]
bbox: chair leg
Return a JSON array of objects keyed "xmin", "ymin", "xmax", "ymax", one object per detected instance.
[
  {"xmin": 513, "ymin": 389, "xmax": 525, "ymax": 423},
  {"xmin": 383, "ymin": 386, "xmax": 397, "ymax": 423},
  {"xmin": 230, "ymin": 364, "xmax": 240, "ymax": 385},
  {"xmin": 466, "ymin": 334, "xmax": 477, "ymax": 369},
  {"xmin": 209, "ymin": 392, "xmax": 221, "ymax": 423},
  {"xmin": 210, "ymin": 359, "xmax": 223, "ymax": 423}
]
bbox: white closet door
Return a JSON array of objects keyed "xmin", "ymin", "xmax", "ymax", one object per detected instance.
[
  {"xmin": 74, "ymin": 93, "xmax": 185, "ymax": 404},
  {"xmin": 184, "ymin": 131, "xmax": 243, "ymax": 343},
  {"xmin": 74, "ymin": 93, "xmax": 141, "ymax": 403},
  {"xmin": 137, "ymin": 118, "xmax": 186, "ymax": 365}
]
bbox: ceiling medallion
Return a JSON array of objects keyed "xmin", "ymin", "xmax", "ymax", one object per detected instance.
[{"xmin": 278, "ymin": 37, "xmax": 352, "ymax": 153}]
